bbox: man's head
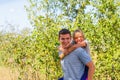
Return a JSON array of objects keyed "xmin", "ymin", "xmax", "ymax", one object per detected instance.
[{"xmin": 59, "ymin": 29, "xmax": 71, "ymax": 48}]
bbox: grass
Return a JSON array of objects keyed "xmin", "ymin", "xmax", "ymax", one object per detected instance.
[
  {"xmin": 0, "ymin": 66, "xmax": 19, "ymax": 80},
  {"xmin": 0, "ymin": 65, "xmax": 46, "ymax": 80}
]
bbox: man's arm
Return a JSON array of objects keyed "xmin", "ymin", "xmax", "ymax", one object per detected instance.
[
  {"xmin": 86, "ymin": 61, "xmax": 95, "ymax": 80},
  {"xmin": 76, "ymin": 47, "xmax": 95, "ymax": 80}
]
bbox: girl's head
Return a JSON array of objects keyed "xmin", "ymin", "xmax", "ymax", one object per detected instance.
[{"xmin": 73, "ymin": 29, "xmax": 85, "ymax": 43}]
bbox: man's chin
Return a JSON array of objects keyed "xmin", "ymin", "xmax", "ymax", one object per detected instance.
[
  {"xmin": 62, "ymin": 45, "xmax": 68, "ymax": 48},
  {"xmin": 63, "ymin": 44, "xmax": 70, "ymax": 49},
  {"xmin": 62, "ymin": 46, "xmax": 66, "ymax": 49}
]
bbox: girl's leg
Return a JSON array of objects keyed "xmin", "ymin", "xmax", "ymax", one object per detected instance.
[
  {"xmin": 81, "ymin": 66, "xmax": 88, "ymax": 80},
  {"xmin": 58, "ymin": 77, "xmax": 63, "ymax": 80}
]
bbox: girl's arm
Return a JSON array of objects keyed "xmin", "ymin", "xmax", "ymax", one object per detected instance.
[
  {"xmin": 58, "ymin": 45, "xmax": 72, "ymax": 60},
  {"xmin": 58, "ymin": 41, "xmax": 87, "ymax": 59},
  {"xmin": 68, "ymin": 40, "xmax": 87, "ymax": 52},
  {"xmin": 65, "ymin": 41, "xmax": 87, "ymax": 54},
  {"xmin": 76, "ymin": 40, "xmax": 87, "ymax": 48}
]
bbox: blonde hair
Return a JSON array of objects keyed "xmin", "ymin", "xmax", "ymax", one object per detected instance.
[{"xmin": 73, "ymin": 29, "xmax": 85, "ymax": 39}]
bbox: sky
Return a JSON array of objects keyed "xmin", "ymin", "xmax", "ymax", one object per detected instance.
[
  {"xmin": 0, "ymin": 0, "xmax": 33, "ymax": 33},
  {"xmin": 0, "ymin": 0, "xmax": 95, "ymax": 33}
]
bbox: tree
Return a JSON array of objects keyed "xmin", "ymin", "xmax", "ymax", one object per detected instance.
[{"xmin": 24, "ymin": 0, "xmax": 120, "ymax": 79}]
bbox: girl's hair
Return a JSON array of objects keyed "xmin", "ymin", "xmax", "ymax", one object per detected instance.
[{"xmin": 73, "ymin": 29, "xmax": 85, "ymax": 39}]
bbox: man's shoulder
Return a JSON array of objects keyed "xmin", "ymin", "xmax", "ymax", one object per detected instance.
[
  {"xmin": 72, "ymin": 47, "xmax": 88, "ymax": 55},
  {"xmin": 70, "ymin": 47, "xmax": 85, "ymax": 55},
  {"xmin": 74, "ymin": 47, "xmax": 84, "ymax": 52}
]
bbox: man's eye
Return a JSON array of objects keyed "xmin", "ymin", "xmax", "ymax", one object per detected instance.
[
  {"xmin": 67, "ymin": 38, "xmax": 70, "ymax": 40},
  {"xmin": 61, "ymin": 38, "xmax": 65, "ymax": 40}
]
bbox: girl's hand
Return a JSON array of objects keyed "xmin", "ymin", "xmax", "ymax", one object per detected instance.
[
  {"xmin": 77, "ymin": 41, "xmax": 87, "ymax": 47},
  {"xmin": 64, "ymin": 43, "xmax": 71, "ymax": 49},
  {"xmin": 59, "ymin": 46, "xmax": 65, "ymax": 52}
]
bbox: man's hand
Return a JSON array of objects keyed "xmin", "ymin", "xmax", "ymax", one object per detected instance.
[{"xmin": 59, "ymin": 46, "xmax": 65, "ymax": 52}]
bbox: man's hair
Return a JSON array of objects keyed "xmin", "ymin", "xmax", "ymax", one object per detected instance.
[{"xmin": 59, "ymin": 28, "xmax": 71, "ymax": 38}]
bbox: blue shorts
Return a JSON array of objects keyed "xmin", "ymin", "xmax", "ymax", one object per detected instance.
[
  {"xmin": 58, "ymin": 77, "xmax": 63, "ymax": 80},
  {"xmin": 81, "ymin": 66, "xmax": 88, "ymax": 80}
]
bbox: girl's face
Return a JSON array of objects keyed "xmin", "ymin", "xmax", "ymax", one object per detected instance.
[{"xmin": 73, "ymin": 32, "xmax": 84, "ymax": 43}]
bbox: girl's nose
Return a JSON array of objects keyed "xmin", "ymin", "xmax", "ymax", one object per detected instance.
[{"xmin": 78, "ymin": 37, "xmax": 81, "ymax": 40}]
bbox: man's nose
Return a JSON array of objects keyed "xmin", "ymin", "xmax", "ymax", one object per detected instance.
[{"xmin": 64, "ymin": 39, "xmax": 68, "ymax": 42}]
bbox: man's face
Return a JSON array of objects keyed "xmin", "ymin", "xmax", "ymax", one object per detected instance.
[{"xmin": 59, "ymin": 34, "xmax": 71, "ymax": 48}]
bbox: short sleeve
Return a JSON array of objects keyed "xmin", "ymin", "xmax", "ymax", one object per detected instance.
[
  {"xmin": 84, "ymin": 40, "xmax": 89, "ymax": 46},
  {"xmin": 75, "ymin": 48, "xmax": 91, "ymax": 65}
]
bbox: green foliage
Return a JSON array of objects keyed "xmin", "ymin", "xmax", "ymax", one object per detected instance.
[{"xmin": 0, "ymin": 0, "xmax": 120, "ymax": 80}]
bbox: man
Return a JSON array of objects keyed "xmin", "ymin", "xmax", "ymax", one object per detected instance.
[{"xmin": 58, "ymin": 29, "xmax": 95, "ymax": 80}]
